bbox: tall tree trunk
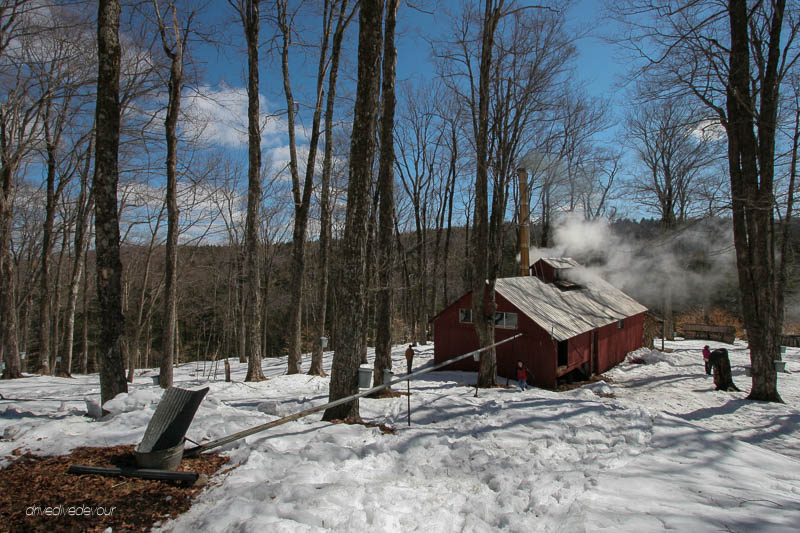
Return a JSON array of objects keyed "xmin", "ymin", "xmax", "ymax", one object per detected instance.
[
  {"xmin": 237, "ymin": 0, "xmax": 266, "ymax": 382},
  {"xmin": 442, "ymin": 130, "xmax": 457, "ymax": 305},
  {"xmin": 471, "ymin": 0, "xmax": 503, "ymax": 388},
  {"xmin": 155, "ymin": 0, "xmax": 186, "ymax": 388},
  {"xmin": 323, "ymin": 0, "xmax": 384, "ymax": 422},
  {"xmin": 38, "ymin": 129, "xmax": 56, "ymax": 374},
  {"xmin": 726, "ymin": 0, "xmax": 784, "ymax": 402},
  {"xmin": 131, "ymin": 208, "xmax": 163, "ymax": 382},
  {"xmin": 81, "ymin": 234, "xmax": 90, "ymax": 374},
  {"xmin": 236, "ymin": 248, "xmax": 247, "ymax": 363},
  {"xmin": 373, "ymin": 0, "xmax": 398, "ymax": 389},
  {"xmin": 63, "ymin": 136, "xmax": 94, "ymax": 378},
  {"xmin": 0, "ymin": 255, "xmax": 20, "ymax": 379},
  {"xmin": 362, "ymin": 189, "xmax": 379, "ymax": 365},
  {"xmin": 0, "ymin": 133, "xmax": 21, "ymax": 378},
  {"xmin": 281, "ymin": 0, "xmax": 330, "ymax": 375},
  {"xmin": 51, "ymin": 222, "xmax": 69, "ymax": 373},
  {"xmin": 310, "ymin": 2, "xmax": 353, "ymax": 377},
  {"xmin": 94, "ymin": 0, "xmax": 128, "ymax": 404}
]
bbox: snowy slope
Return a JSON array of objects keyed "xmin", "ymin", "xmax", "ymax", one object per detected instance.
[{"xmin": 1, "ymin": 340, "xmax": 799, "ymax": 532}]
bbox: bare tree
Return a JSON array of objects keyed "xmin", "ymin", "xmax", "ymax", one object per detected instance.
[
  {"xmin": 308, "ymin": 1, "xmax": 354, "ymax": 376},
  {"xmin": 394, "ymin": 81, "xmax": 443, "ymax": 345},
  {"xmin": 0, "ymin": 0, "xmax": 49, "ymax": 379},
  {"xmin": 272, "ymin": 0, "xmax": 353, "ymax": 375},
  {"xmin": 62, "ymin": 132, "xmax": 94, "ymax": 376},
  {"xmin": 230, "ymin": 0, "xmax": 266, "ymax": 381},
  {"xmin": 470, "ymin": 0, "xmax": 504, "ymax": 388},
  {"xmin": 151, "ymin": 0, "xmax": 200, "ymax": 387},
  {"xmin": 373, "ymin": 0, "xmax": 398, "ymax": 385},
  {"xmin": 94, "ymin": 0, "xmax": 128, "ymax": 403},
  {"xmin": 608, "ymin": 0, "xmax": 800, "ymax": 402},
  {"xmin": 323, "ymin": 0, "xmax": 384, "ymax": 422},
  {"xmin": 31, "ymin": 10, "xmax": 95, "ymax": 375},
  {"xmin": 625, "ymin": 92, "xmax": 721, "ymax": 339}
]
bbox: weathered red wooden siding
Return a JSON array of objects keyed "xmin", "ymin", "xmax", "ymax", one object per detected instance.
[
  {"xmin": 562, "ymin": 330, "xmax": 592, "ymax": 375},
  {"xmin": 432, "ymin": 289, "xmax": 559, "ymax": 388},
  {"xmin": 595, "ymin": 313, "xmax": 645, "ymax": 373},
  {"xmin": 529, "ymin": 261, "xmax": 555, "ymax": 282}
]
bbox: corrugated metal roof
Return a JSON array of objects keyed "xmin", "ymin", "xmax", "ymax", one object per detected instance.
[
  {"xmin": 536, "ymin": 257, "xmax": 579, "ymax": 269},
  {"xmin": 495, "ymin": 269, "xmax": 647, "ymax": 341}
]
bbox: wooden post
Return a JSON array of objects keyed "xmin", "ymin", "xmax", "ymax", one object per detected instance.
[{"xmin": 224, "ymin": 358, "xmax": 231, "ymax": 382}]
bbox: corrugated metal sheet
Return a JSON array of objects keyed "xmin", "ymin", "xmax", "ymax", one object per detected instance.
[
  {"xmin": 537, "ymin": 257, "xmax": 579, "ymax": 269},
  {"xmin": 495, "ymin": 269, "xmax": 647, "ymax": 341},
  {"xmin": 137, "ymin": 386, "xmax": 209, "ymax": 453}
]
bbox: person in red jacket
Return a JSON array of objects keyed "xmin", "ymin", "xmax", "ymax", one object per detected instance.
[
  {"xmin": 702, "ymin": 345, "xmax": 712, "ymax": 375},
  {"xmin": 516, "ymin": 360, "xmax": 532, "ymax": 391}
]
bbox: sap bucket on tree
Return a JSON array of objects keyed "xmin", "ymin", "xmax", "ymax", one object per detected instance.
[{"xmin": 358, "ymin": 366, "xmax": 372, "ymax": 388}]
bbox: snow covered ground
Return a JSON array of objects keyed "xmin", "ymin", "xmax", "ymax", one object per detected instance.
[{"xmin": 1, "ymin": 340, "xmax": 799, "ymax": 532}]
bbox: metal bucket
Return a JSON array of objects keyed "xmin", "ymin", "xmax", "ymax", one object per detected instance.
[
  {"xmin": 135, "ymin": 441, "xmax": 184, "ymax": 470},
  {"xmin": 358, "ymin": 367, "xmax": 372, "ymax": 388},
  {"xmin": 744, "ymin": 365, "xmax": 752, "ymax": 376},
  {"xmin": 774, "ymin": 360, "xmax": 787, "ymax": 373},
  {"xmin": 135, "ymin": 387, "xmax": 208, "ymax": 470},
  {"xmin": 383, "ymin": 369, "xmax": 394, "ymax": 384}
]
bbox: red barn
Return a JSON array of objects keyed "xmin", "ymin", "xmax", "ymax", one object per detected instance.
[{"xmin": 433, "ymin": 258, "xmax": 647, "ymax": 388}]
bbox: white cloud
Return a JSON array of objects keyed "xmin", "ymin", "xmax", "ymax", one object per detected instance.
[{"xmin": 180, "ymin": 84, "xmax": 287, "ymax": 148}]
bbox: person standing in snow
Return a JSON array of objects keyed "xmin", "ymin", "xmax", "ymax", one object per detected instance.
[
  {"xmin": 405, "ymin": 344, "xmax": 414, "ymax": 374},
  {"xmin": 516, "ymin": 360, "xmax": 531, "ymax": 391},
  {"xmin": 702, "ymin": 345, "xmax": 712, "ymax": 375}
]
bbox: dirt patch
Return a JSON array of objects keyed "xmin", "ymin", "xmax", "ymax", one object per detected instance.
[{"xmin": 0, "ymin": 445, "xmax": 229, "ymax": 532}]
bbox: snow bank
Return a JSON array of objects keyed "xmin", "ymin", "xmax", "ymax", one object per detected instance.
[
  {"xmin": 102, "ymin": 388, "xmax": 163, "ymax": 416},
  {"xmin": 584, "ymin": 380, "xmax": 614, "ymax": 396},
  {"xmin": 625, "ymin": 347, "xmax": 674, "ymax": 365}
]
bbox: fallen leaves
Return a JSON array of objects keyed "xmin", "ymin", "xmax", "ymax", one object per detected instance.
[{"xmin": 0, "ymin": 445, "xmax": 228, "ymax": 532}]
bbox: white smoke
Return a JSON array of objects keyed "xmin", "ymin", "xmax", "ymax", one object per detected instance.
[{"xmin": 530, "ymin": 213, "xmax": 738, "ymax": 310}]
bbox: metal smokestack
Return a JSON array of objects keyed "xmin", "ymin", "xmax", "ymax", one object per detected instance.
[{"xmin": 517, "ymin": 167, "xmax": 530, "ymax": 276}]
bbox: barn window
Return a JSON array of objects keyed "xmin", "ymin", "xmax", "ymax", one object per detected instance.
[
  {"xmin": 617, "ymin": 319, "xmax": 624, "ymax": 329},
  {"xmin": 494, "ymin": 312, "xmax": 518, "ymax": 329},
  {"xmin": 558, "ymin": 340, "xmax": 568, "ymax": 367},
  {"xmin": 459, "ymin": 308, "xmax": 473, "ymax": 323}
]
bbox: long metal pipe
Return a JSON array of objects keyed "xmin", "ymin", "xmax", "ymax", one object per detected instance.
[{"xmin": 184, "ymin": 333, "xmax": 524, "ymax": 456}]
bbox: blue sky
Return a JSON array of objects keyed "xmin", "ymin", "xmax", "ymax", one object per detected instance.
[
  {"xmin": 192, "ymin": 0, "xmax": 626, "ymax": 124},
  {"xmin": 175, "ymin": 0, "xmax": 635, "ymax": 219}
]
